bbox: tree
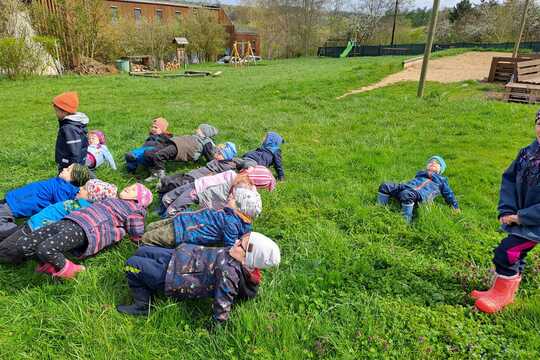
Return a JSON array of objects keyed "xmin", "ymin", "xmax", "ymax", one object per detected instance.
[
  {"xmin": 183, "ymin": 10, "xmax": 228, "ymax": 62},
  {"xmin": 449, "ymin": 0, "xmax": 474, "ymax": 23}
]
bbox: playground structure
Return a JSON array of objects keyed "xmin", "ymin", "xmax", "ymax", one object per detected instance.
[
  {"xmin": 230, "ymin": 41, "xmax": 257, "ymax": 67},
  {"xmin": 339, "ymin": 41, "xmax": 355, "ymax": 58}
]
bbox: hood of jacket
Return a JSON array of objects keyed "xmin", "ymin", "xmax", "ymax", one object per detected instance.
[
  {"xmin": 62, "ymin": 112, "xmax": 90, "ymax": 125},
  {"xmin": 262, "ymin": 132, "xmax": 284, "ymax": 154}
]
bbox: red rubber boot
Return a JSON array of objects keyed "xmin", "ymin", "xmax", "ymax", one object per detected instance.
[
  {"xmin": 474, "ymin": 275, "xmax": 521, "ymax": 313},
  {"xmin": 35, "ymin": 262, "xmax": 56, "ymax": 275},
  {"xmin": 52, "ymin": 259, "xmax": 86, "ymax": 279}
]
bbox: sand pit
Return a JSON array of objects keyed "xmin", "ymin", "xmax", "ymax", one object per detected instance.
[{"xmin": 337, "ymin": 51, "xmax": 511, "ymax": 99}]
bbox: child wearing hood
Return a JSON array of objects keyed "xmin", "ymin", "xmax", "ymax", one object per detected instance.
[
  {"xmin": 471, "ymin": 110, "xmax": 540, "ymax": 314},
  {"xmin": 53, "ymin": 92, "xmax": 89, "ymax": 171},
  {"xmin": 117, "ymin": 231, "xmax": 281, "ymax": 325},
  {"xmin": 86, "ymin": 130, "xmax": 117, "ymax": 170},
  {"xmin": 139, "ymin": 187, "xmax": 261, "ymax": 249},
  {"xmin": 240, "ymin": 132, "xmax": 285, "ymax": 181},
  {"xmin": 0, "ymin": 183, "xmax": 152, "ymax": 279},
  {"xmin": 0, "ymin": 164, "xmax": 91, "ymax": 238},
  {"xmin": 0, "ymin": 179, "xmax": 117, "ymax": 264},
  {"xmin": 125, "ymin": 117, "xmax": 172, "ymax": 174},
  {"xmin": 143, "ymin": 124, "xmax": 218, "ymax": 182},
  {"xmin": 156, "ymin": 142, "xmax": 241, "ymax": 200},
  {"xmin": 161, "ymin": 166, "xmax": 276, "ymax": 217},
  {"xmin": 377, "ymin": 156, "xmax": 459, "ymax": 223}
]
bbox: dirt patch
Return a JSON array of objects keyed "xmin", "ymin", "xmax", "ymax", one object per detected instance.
[{"xmin": 337, "ymin": 51, "xmax": 511, "ymax": 99}]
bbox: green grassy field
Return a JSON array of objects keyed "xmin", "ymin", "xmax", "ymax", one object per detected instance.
[{"xmin": 0, "ymin": 55, "xmax": 539, "ymax": 359}]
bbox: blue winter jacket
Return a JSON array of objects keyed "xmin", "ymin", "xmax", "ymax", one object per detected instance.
[
  {"xmin": 499, "ymin": 140, "xmax": 540, "ymax": 242},
  {"xmin": 242, "ymin": 132, "xmax": 285, "ymax": 180},
  {"xmin": 5, "ymin": 177, "xmax": 80, "ymax": 217},
  {"xmin": 172, "ymin": 207, "xmax": 252, "ymax": 247},
  {"xmin": 405, "ymin": 171, "xmax": 459, "ymax": 208},
  {"xmin": 27, "ymin": 198, "xmax": 91, "ymax": 231},
  {"xmin": 56, "ymin": 113, "xmax": 89, "ymax": 170}
]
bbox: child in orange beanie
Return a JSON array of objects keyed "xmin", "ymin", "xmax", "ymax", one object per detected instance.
[{"xmin": 53, "ymin": 91, "xmax": 89, "ymax": 172}]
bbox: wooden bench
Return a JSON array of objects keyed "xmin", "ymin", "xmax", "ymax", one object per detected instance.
[{"xmin": 505, "ymin": 59, "xmax": 540, "ymax": 103}]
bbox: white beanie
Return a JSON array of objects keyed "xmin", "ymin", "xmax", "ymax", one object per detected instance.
[
  {"xmin": 245, "ymin": 232, "xmax": 281, "ymax": 269},
  {"xmin": 234, "ymin": 187, "xmax": 262, "ymax": 219}
]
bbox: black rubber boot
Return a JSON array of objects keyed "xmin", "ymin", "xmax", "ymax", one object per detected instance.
[{"xmin": 117, "ymin": 287, "xmax": 151, "ymax": 316}]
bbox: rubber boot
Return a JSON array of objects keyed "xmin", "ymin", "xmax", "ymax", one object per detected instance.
[
  {"xmin": 474, "ymin": 274, "xmax": 521, "ymax": 313},
  {"xmin": 145, "ymin": 170, "xmax": 166, "ymax": 183},
  {"xmin": 401, "ymin": 203, "xmax": 414, "ymax": 223},
  {"xmin": 377, "ymin": 193, "xmax": 390, "ymax": 205},
  {"xmin": 35, "ymin": 262, "xmax": 56, "ymax": 275},
  {"xmin": 52, "ymin": 259, "xmax": 86, "ymax": 279},
  {"xmin": 117, "ymin": 287, "xmax": 151, "ymax": 316}
]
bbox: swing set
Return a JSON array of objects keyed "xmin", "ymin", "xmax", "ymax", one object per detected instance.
[{"xmin": 230, "ymin": 41, "xmax": 257, "ymax": 67}]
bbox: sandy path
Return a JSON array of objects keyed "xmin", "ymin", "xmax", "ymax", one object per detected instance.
[{"xmin": 337, "ymin": 51, "xmax": 511, "ymax": 99}]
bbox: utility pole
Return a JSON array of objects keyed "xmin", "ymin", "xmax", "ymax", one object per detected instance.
[
  {"xmin": 417, "ymin": 0, "xmax": 440, "ymax": 98},
  {"xmin": 390, "ymin": 0, "xmax": 399, "ymax": 46},
  {"xmin": 512, "ymin": 0, "xmax": 531, "ymax": 58}
]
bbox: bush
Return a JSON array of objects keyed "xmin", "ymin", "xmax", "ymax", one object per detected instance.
[{"xmin": 0, "ymin": 37, "xmax": 46, "ymax": 79}]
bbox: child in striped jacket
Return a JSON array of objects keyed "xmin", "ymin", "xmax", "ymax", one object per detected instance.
[{"xmin": 0, "ymin": 183, "xmax": 152, "ymax": 279}]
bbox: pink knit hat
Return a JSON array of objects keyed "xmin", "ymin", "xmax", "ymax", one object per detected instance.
[
  {"xmin": 244, "ymin": 166, "xmax": 276, "ymax": 191},
  {"xmin": 85, "ymin": 179, "xmax": 117, "ymax": 202},
  {"xmin": 135, "ymin": 183, "xmax": 153, "ymax": 208}
]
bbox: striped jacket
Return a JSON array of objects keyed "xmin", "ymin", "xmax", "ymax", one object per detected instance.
[{"xmin": 66, "ymin": 198, "xmax": 146, "ymax": 258}]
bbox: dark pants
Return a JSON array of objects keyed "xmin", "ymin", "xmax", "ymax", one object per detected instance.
[
  {"xmin": 0, "ymin": 220, "xmax": 87, "ymax": 270},
  {"xmin": 0, "ymin": 202, "xmax": 16, "ymax": 238},
  {"xmin": 143, "ymin": 144, "xmax": 178, "ymax": 171},
  {"xmin": 159, "ymin": 174, "xmax": 195, "ymax": 195},
  {"xmin": 378, "ymin": 182, "xmax": 421, "ymax": 205},
  {"xmin": 493, "ymin": 234, "xmax": 537, "ymax": 277},
  {"xmin": 125, "ymin": 245, "xmax": 172, "ymax": 293},
  {"xmin": 162, "ymin": 182, "xmax": 197, "ymax": 217}
]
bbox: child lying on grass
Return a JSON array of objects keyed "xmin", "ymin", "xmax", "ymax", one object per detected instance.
[
  {"xmin": 0, "ymin": 184, "xmax": 152, "ymax": 279},
  {"xmin": 0, "ymin": 180, "xmax": 117, "ymax": 264},
  {"xmin": 125, "ymin": 117, "xmax": 172, "ymax": 174},
  {"xmin": 471, "ymin": 110, "xmax": 540, "ymax": 314},
  {"xmin": 161, "ymin": 166, "xmax": 275, "ymax": 217},
  {"xmin": 117, "ymin": 231, "xmax": 280, "ymax": 325},
  {"xmin": 377, "ymin": 156, "xmax": 459, "ymax": 223},
  {"xmin": 144, "ymin": 124, "xmax": 218, "ymax": 182},
  {"xmin": 156, "ymin": 141, "xmax": 240, "ymax": 195},
  {"xmin": 140, "ymin": 187, "xmax": 261, "ymax": 248},
  {"xmin": 239, "ymin": 132, "xmax": 285, "ymax": 181},
  {"xmin": 86, "ymin": 130, "xmax": 117, "ymax": 170},
  {"xmin": 0, "ymin": 164, "xmax": 91, "ymax": 238}
]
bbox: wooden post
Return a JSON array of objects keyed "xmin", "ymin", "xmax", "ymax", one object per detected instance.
[
  {"xmin": 512, "ymin": 0, "xmax": 531, "ymax": 58},
  {"xmin": 390, "ymin": 0, "xmax": 399, "ymax": 46},
  {"xmin": 417, "ymin": 0, "xmax": 440, "ymax": 98}
]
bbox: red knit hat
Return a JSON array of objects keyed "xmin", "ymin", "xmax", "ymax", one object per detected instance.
[{"xmin": 53, "ymin": 92, "xmax": 79, "ymax": 113}]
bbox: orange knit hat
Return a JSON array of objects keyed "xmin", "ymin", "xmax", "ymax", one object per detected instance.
[{"xmin": 53, "ymin": 92, "xmax": 79, "ymax": 113}]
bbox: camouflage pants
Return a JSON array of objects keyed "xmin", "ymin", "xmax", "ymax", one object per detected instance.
[{"xmin": 140, "ymin": 218, "xmax": 176, "ymax": 248}]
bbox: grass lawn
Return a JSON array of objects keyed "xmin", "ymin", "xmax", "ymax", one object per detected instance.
[{"xmin": 0, "ymin": 54, "xmax": 539, "ymax": 359}]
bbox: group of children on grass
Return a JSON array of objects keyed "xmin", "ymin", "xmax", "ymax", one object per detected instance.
[
  {"xmin": 1, "ymin": 90, "xmax": 539, "ymax": 321},
  {"xmin": 0, "ymin": 92, "xmax": 284, "ymax": 325}
]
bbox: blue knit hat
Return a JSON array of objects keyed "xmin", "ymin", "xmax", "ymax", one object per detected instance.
[
  {"xmin": 219, "ymin": 142, "xmax": 237, "ymax": 161},
  {"xmin": 427, "ymin": 156, "xmax": 446, "ymax": 174}
]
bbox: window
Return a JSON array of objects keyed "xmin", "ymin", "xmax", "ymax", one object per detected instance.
[
  {"xmin": 134, "ymin": 8, "xmax": 142, "ymax": 23},
  {"xmin": 110, "ymin": 6, "xmax": 118, "ymax": 24},
  {"xmin": 175, "ymin": 11, "xmax": 182, "ymax": 22},
  {"xmin": 155, "ymin": 9, "xmax": 163, "ymax": 22}
]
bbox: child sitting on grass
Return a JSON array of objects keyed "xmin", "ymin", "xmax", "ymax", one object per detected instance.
[
  {"xmin": 239, "ymin": 132, "xmax": 285, "ymax": 181},
  {"xmin": 139, "ymin": 187, "xmax": 261, "ymax": 248},
  {"xmin": 125, "ymin": 117, "xmax": 172, "ymax": 174},
  {"xmin": 143, "ymin": 124, "xmax": 218, "ymax": 182},
  {"xmin": 0, "ymin": 183, "xmax": 152, "ymax": 279},
  {"xmin": 377, "ymin": 156, "xmax": 459, "ymax": 223},
  {"xmin": 117, "ymin": 231, "xmax": 280, "ymax": 325},
  {"xmin": 0, "ymin": 164, "xmax": 91, "ymax": 238},
  {"xmin": 86, "ymin": 130, "xmax": 117, "ymax": 170},
  {"xmin": 53, "ymin": 92, "xmax": 90, "ymax": 171},
  {"xmin": 471, "ymin": 110, "xmax": 540, "ymax": 314},
  {"xmin": 161, "ymin": 166, "xmax": 275, "ymax": 217},
  {"xmin": 0, "ymin": 180, "xmax": 117, "ymax": 264}
]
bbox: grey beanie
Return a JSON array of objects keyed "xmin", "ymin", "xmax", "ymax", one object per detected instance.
[
  {"xmin": 198, "ymin": 124, "xmax": 218, "ymax": 138},
  {"xmin": 233, "ymin": 187, "xmax": 262, "ymax": 219}
]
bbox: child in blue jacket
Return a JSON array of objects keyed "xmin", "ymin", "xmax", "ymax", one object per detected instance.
[
  {"xmin": 239, "ymin": 132, "xmax": 285, "ymax": 181},
  {"xmin": 125, "ymin": 118, "xmax": 172, "ymax": 173},
  {"xmin": 377, "ymin": 156, "xmax": 459, "ymax": 223},
  {"xmin": 0, "ymin": 164, "xmax": 91, "ymax": 238},
  {"xmin": 471, "ymin": 110, "xmax": 540, "ymax": 314},
  {"xmin": 139, "ymin": 187, "xmax": 261, "ymax": 248}
]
